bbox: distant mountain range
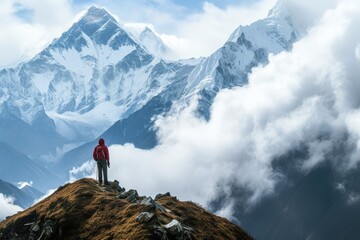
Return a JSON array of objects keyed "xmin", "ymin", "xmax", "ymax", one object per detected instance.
[{"xmin": 0, "ymin": 178, "xmax": 43, "ymax": 209}]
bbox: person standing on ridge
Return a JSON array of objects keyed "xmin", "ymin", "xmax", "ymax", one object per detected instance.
[{"xmin": 93, "ymin": 138, "xmax": 110, "ymax": 185}]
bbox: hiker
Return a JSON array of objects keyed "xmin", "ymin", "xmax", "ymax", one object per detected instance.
[{"xmin": 93, "ymin": 138, "xmax": 110, "ymax": 185}]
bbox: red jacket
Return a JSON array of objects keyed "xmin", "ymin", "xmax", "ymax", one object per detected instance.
[{"xmin": 93, "ymin": 138, "xmax": 110, "ymax": 162}]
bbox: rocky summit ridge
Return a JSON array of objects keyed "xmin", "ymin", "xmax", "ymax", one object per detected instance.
[{"xmin": 0, "ymin": 178, "xmax": 253, "ymax": 240}]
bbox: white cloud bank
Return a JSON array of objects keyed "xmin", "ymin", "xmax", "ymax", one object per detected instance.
[
  {"xmin": 71, "ymin": 0, "xmax": 360, "ymax": 218},
  {"xmin": 0, "ymin": 194, "xmax": 23, "ymax": 220},
  {"xmin": 0, "ymin": 0, "xmax": 74, "ymax": 68}
]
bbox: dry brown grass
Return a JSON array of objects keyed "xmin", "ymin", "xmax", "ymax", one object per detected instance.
[{"xmin": 0, "ymin": 178, "xmax": 253, "ymax": 240}]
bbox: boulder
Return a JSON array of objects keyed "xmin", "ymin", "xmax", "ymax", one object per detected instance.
[
  {"xmin": 141, "ymin": 196, "xmax": 168, "ymax": 212},
  {"xmin": 111, "ymin": 180, "xmax": 126, "ymax": 192},
  {"xmin": 154, "ymin": 219, "xmax": 192, "ymax": 240},
  {"xmin": 155, "ymin": 192, "xmax": 171, "ymax": 201},
  {"xmin": 118, "ymin": 189, "xmax": 138, "ymax": 203},
  {"xmin": 136, "ymin": 212, "xmax": 155, "ymax": 223},
  {"xmin": 127, "ymin": 189, "xmax": 139, "ymax": 203}
]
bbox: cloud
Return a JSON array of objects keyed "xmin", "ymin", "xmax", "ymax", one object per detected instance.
[
  {"xmin": 65, "ymin": 0, "xmax": 360, "ymax": 217},
  {"xmin": 347, "ymin": 192, "xmax": 360, "ymax": 205},
  {"xmin": 160, "ymin": 0, "xmax": 277, "ymax": 59},
  {"xmin": 283, "ymin": 0, "xmax": 339, "ymax": 32},
  {"xmin": 356, "ymin": 44, "xmax": 360, "ymax": 60},
  {"xmin": 69, "ymin": 160, "xmax": 97, "ymax": 182},
  {"xmin": 17, "ymin": 181, "xmax": 33, "ymax": 189},
  {"xmin": 0, "ymin": 194, "xmax": 23, "ymax": 220},
  {"xmin": 0, "ymin": 0, "xmax": 74, "ymax": 68}
]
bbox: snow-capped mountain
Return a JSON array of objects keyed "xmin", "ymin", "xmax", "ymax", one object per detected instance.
[
  {"xmin": 138, "ymin": 27, "xmax": 175, "ymax": 59},
  {"xmin": 41, "ymin": 6, "xmax": 152, "ymax": 114}
]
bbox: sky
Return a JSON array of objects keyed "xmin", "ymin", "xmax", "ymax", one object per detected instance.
[{"xmin": 0, "ymin": 0, "xmax": 276, "ymax": 68}]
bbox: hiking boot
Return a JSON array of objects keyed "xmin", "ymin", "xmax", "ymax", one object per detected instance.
[
  {"xmin": 104, "ymin": 181, "xmax": 110, "ymax": 186},
  {"xmin": 98, "ymin": 180, "xmax": 103, "ymax": 185}
]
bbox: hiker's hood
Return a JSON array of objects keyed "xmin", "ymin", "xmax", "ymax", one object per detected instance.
[{"xmin": 99, "ymin": 138, "xmax": 105, "ymax": 145}]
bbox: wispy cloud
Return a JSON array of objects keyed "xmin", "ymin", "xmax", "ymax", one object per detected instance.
[
  {"xmin": 17, "ymin": 181, "xmax": 33, "ymax": 189},
  {"xmin": 0, "ymin": 0, "xmax": 74, "ymax": 67},
  {"xmin": 159, "ymin": 0, "xmax": 277, "ymax": 59}
]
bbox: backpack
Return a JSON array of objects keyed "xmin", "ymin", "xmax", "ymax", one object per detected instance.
[{"xmin": 95, "ymin": 145, "xmax": 106, "ymax": 160}]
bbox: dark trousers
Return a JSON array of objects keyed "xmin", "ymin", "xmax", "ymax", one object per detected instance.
[{"xmin": 97, "ymin": 160, "xmax": 108, "ymax": 183}]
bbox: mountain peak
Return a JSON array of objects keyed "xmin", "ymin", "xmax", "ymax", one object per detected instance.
[
  {"xmin": 139, "ymin": 27, "xmax": 158, "ymax": 40},
  {"xmin": 139, "ymin": 27, "xmax": 174, "ymax": 58},
  {"xmin": 49, "ymin": 5, "xmax": 141, "ymax": 51},
  {"xmin": 83, "ymin": 6, "xmax": 114, "ymax": 22},
  {"xmin": 0, "ymin": 178, "xmax": 253, "ymax": 239},
  {"xmin": 143, "ymin": 26, "xmax": 153, "ymax": 33},
  {"xmin": 76, "ymin": 6, "xmax": 117, "ymax": 37},
  {"xmin": 267, "ymin": 0, "xmax": 291, "ymax": 19}
]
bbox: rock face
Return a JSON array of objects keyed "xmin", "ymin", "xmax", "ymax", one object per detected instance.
[{"xmin": 0, "ymin": 178, "xmax": 253, "ymax": 240}]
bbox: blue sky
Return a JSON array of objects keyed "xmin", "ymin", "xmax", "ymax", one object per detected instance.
[
  {"xmin": 0, "ymin": 0, "xmax": 275, "ymax": 67},
  {"xmin": 68, "ymin": 0, "xmax": 264, "ymax": 25},
  {"xmin": 71, "ymin": 0, "xmax": 260, "ymax": 12}
]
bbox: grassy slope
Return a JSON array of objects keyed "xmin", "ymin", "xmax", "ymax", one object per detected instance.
[{"xmin": 0, "ymin": 178, "xmax": 253, "ymax": 240}]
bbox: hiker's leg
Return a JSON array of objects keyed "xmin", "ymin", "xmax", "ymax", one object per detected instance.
[
  {"xmin": 103, "ymin": 161, "xmax": 108, "ymax": 183},
  {"xmin": 97, "ymin": 161, "xmax": 103, "ymax": 183}
]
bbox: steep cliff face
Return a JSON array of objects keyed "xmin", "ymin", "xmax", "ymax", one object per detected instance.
[{"xmin": 0, "ymin": 178, "xmax": 252, "ymax": 240}]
